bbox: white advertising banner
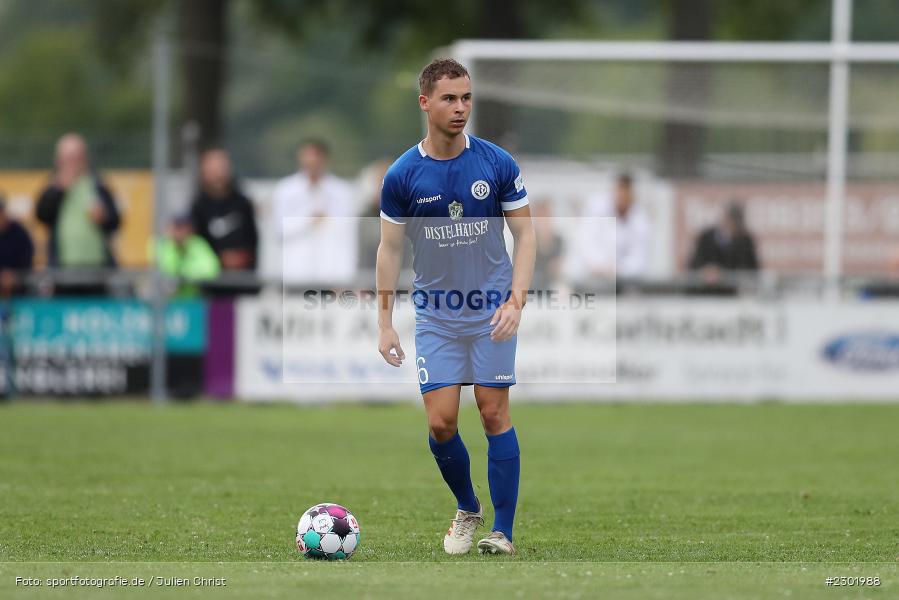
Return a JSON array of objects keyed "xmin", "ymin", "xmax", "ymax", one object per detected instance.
[
  {"xmin": 606, "ymin": 300, "xmax": 898, "ymax": 401},
  {"xmin": 234, "ymin": 295, "xmax": 417, "ymax": 401},
  {"xmin": 236, "ymin": 297, "xmax": 899, "ymax": 402},
  {"xmin": 235, "ymin": 292, "xmax": 617, "ymax": 401}
]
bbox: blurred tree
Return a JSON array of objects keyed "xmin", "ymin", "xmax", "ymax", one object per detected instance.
[
  {"xmin": 0, "ymin": 4, "xmax": 154, "ymax": 168},
  {"xmin": 655, "ymin": 0, "xmax": 826, "ymax": 178},
  {"xmin": 83, "ymin": 0, "xmax": 165, "ymax": 71},
  {"xmin": 230, "ymin": 0, "xmax": 592, "ymax": 151},
  {"xmin": 656, "ymin": 0, "xmax": 712, "ymax": 178},
  {"xmin": 715, "ymin": 0, "xmax": 827, "ymax": 41},
  {"xmin": 6, "ymin": 0, "xmax": 891, "ymax": 176},
  {"xmin": 852, "ymin": 0, "xmax": 899, "ymax": 41},
  {"xmin": 84, "ymin": 0, "xmax": 227, "ymax": 151},
  {"xmin": 178, "ymin": 0, "xmax": 228, "ymax": 148},
  {"xmin": 471, "ymin": 0, "xmax": 525, "ymax": 147},
  {"xmin": 73, "ymin": 0, "xmax": 595, "ymax": 162}
]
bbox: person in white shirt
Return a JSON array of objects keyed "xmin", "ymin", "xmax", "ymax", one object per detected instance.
[
  {"xmin": 272, "ymin": 139, "xmax": 358, "ymax": 286},
  {"xmin": 566, "ymin": 172, "xmax": 652, "ymax": 284}
]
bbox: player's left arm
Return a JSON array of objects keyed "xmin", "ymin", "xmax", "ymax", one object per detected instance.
[{"xmin": 491, "ymin": 204, "xmax": 536, "ymax": 341}]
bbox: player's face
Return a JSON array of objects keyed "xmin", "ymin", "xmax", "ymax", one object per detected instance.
[{"xmin": 421, "ymin": 76, "xmax": 472, "ymax": 137}]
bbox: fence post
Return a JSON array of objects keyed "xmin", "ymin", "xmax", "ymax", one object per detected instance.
[{"xmin": 151, "ymin": 13, "xmax": 173, "ymax": 404}]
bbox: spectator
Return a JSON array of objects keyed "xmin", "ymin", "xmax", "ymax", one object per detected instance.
[
  {"xmin": 154, "ymin": 214, "xmax": 220, "ymax": 298},
  {"xmin": 272, "ymin": 139, "xmax": 358, "ymax": 287},
  {"xmin": 190, "ymin": 148, "xmax": 259, "ymax": 272},
  {"xmin": 35, "ymin": 134, "xmax": 121, "ymax": 274},
  {"xmin": 891, "ymin": 247, "xmax": 899, "ymax": 273},
  {"xmin": 859, "ymin": 245, "xmax": 899, "ymax": 298},
  {"xmin": 604, "ymin": 172, "xmax": 651, "ymax": 278},
  {"xmin": 566, "ymin": 171, "xmax": 652, "ymax": 285},
  {"xmin": 0, "ymin": 195, "xmax": 35, "ymax": 297},
  {"xmin": 531, "ymin": 200, "xmax": 563, "ymax": 292},
  {"xmin": 688, "ymin": 200, "xmax": 760, "ymax": 284}
]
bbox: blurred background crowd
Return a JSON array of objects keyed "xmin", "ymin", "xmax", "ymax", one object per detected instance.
[
  {"xmin": 1, "ymin": 0, "xmax": 898, "ymax": 401},
  {"xmin": 1, "ymin": 0, "xmax": 897, "ymax": 302},
  {"xmin": 0, "ymin": 133, "xmax": 770, "ymax": 299}
]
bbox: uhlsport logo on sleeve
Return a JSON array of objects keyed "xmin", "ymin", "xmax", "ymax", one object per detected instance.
[
  {"xmin": 448, "ymin": 200, "xmax": 464, "ymax": 220},
  {"xmin": 471, "ymin": 180, "xmax": 490, "ymax": 200}
]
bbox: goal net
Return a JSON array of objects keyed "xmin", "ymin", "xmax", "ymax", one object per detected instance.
[{"xmin": 454, "ymin": 47, "xmax": 899, "ymax": 278}]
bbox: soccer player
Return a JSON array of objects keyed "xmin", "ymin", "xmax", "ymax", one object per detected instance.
[{"xmin": 376, "ymin": 58, "xmax": 535, "ymax": 555}]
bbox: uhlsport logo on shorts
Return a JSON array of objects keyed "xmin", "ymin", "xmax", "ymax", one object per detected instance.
[
  {"xmin": 448, "ymin": 200, "xmax": 464, "ymax": 220},
  {"xmin": 471, "ymin": 180, "xmax": 490, "ymax": 200}
]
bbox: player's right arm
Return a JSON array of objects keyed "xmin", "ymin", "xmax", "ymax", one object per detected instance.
[
  {"xmin": 376, "ymin": 218, "xmax": 406, "ymax": 366},
  {"xmin": 376, "ymin": 167, "xmax": 408, "ymax": 367}
]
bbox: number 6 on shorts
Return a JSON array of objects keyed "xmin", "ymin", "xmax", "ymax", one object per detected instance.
[{"xmin": 417, "ymin": 356, "xmax": 429, "ymax": 385}]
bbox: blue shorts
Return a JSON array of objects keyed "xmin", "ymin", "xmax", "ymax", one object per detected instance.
[{"xmin": 414, "ymin": 325, "xmax": 517, "ymax": 394}]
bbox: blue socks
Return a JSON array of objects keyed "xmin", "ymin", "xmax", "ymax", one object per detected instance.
[
  {"xmin": 429, "ymin": 428, "xmax": 521, "ymax": 541},
  {"xmin": 487, "ymin": 427, "xmax": 520, "ymax": 541},
  {"xmin": 429, "ymin": 431, "xmax": 479, "ymax": 513}
]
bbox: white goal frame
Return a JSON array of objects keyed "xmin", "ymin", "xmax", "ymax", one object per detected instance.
[{"xmin": 447, "ymin": 0, "xmax": 899, "ymax": 286}]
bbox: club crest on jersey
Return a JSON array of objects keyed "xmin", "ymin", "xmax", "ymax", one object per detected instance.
[
  {"xmin": 448, "ymin": 200, "xmax": 464, "ymax": 220},
  {"xmin": 471, "ymin": 180, "xmax": 490, "ymax": 200}
]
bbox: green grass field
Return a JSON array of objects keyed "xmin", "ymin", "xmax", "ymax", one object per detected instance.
[{"xmin": 1, "ymin": 401, "xmax": 897, "ymax": 599}]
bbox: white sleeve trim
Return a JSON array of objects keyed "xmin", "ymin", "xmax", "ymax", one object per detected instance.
[
  {"xmin": 380, "ymin": 210, "xmax": 406, "ymax": 225},
  {"xmin": 501, "ymin": 195, "xmax": 529, "ymax": 211}
]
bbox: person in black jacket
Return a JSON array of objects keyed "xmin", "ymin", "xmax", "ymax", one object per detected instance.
[
  {"xmin": 190, "ymin": 148, "xmax": 259, "ymax": 272},
  {"xmin": 35, "ymin": 134, "xmax": 121, "ymax": 269},
  {"xmin": 688, "ymin": 201, "xmax": 760, "ymax": 290},
  {"xmin": 0, "ymin": 195, "xmax": 34, "ymax": 297}
]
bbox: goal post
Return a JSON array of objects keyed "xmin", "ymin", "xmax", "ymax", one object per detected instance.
[{"xmin": 445, "ymin": 1, "xmax": 899, "ymax": 285}]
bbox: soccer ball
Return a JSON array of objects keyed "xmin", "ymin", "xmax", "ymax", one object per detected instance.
[{"xmin": 296, "ymin": 503, "xmax": 360, "ymax": 560}]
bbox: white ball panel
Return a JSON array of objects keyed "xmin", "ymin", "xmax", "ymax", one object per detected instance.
[
  {"xmin": 342, "ymin": 532, "xmax": 357, "ymax": 555},
  {"xmin": 297, "ymin": 513, "xmax": 312, "ymax": 534},
  {"xmin": 320, "ymin": 532, "xmax": 342, "ymax": 554}
]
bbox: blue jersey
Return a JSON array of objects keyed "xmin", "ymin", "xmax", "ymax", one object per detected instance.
[{"xmin": 380, "ymin": 134, "xmax": 528, "ymax": 331}]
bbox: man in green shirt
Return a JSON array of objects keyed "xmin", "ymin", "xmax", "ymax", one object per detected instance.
[{"xmin": 35, "ymin": 134, "xmax": 121, "ymax": 269}]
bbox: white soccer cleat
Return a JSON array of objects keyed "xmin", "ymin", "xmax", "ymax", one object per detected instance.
[
  {"xmin": 477, "ymin": 531, "xmax": 516, "ymax": 555},
  {"xmin": 442, "ymin": 502, "xmax": 484, "ymax": 555}
]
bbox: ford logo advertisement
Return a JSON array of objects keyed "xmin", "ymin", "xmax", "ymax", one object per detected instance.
[{"xmin": 822, "ymin": 332, "xmax": 899, "ymax": 372}]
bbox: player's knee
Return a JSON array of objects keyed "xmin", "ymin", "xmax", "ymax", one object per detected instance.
[
  {"xmin": 478, "ymin": 403, "xmax": 509, "ymax": 434},
  {"xmin": 428, "ymin": 416, "xmax": 458, "ymax": 442}
]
